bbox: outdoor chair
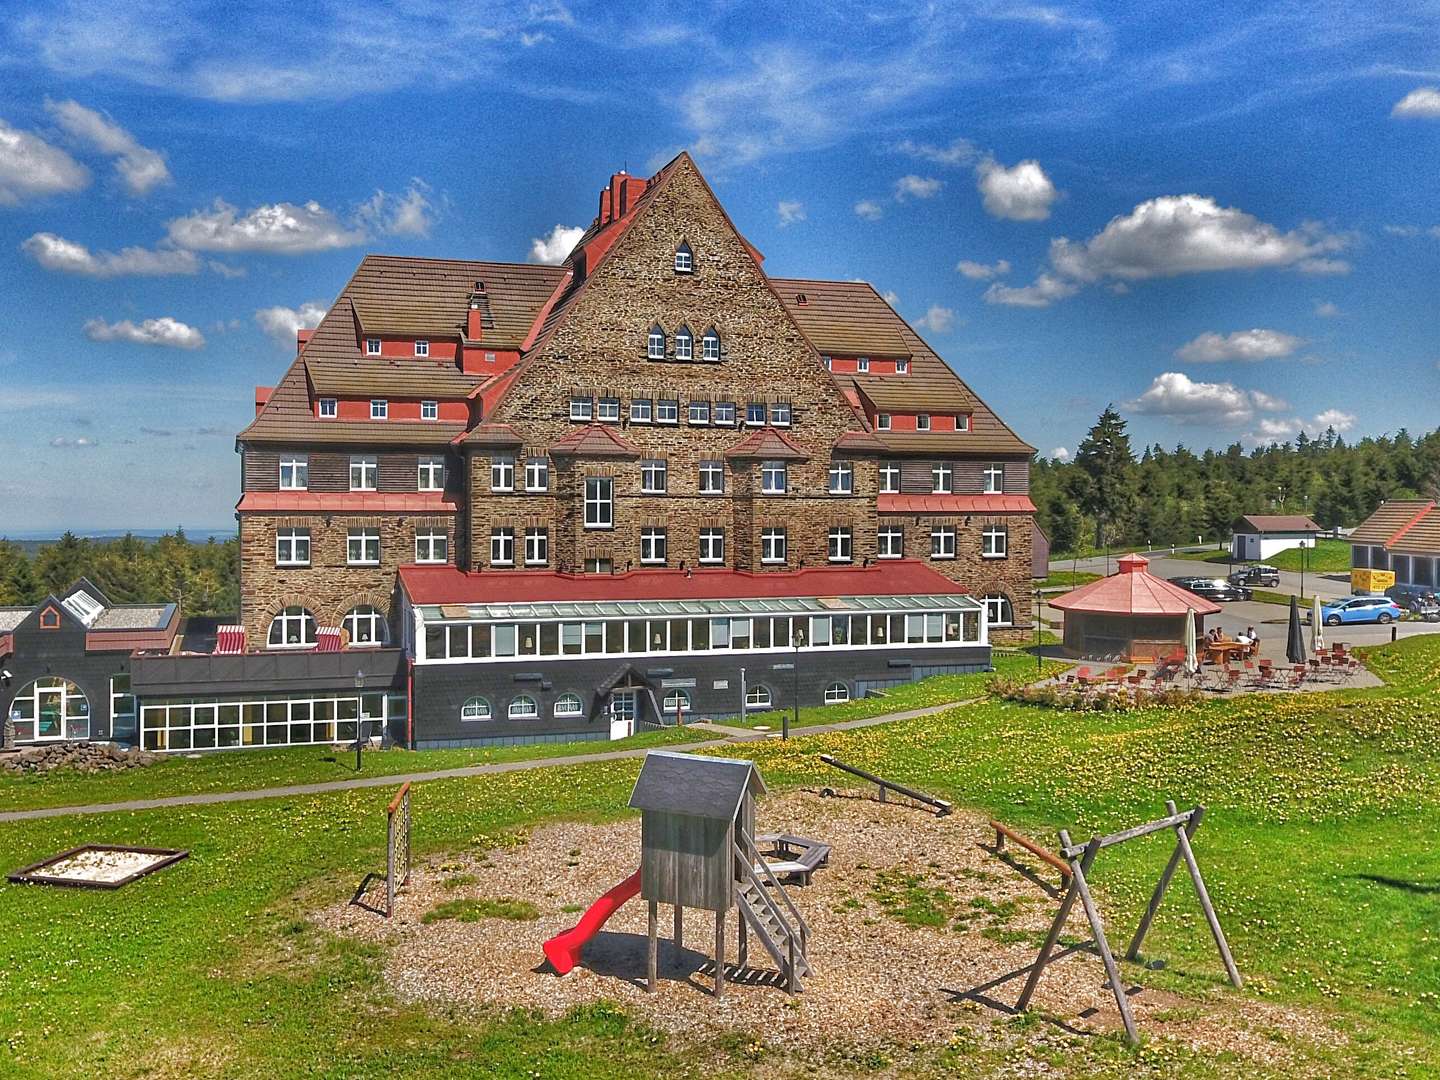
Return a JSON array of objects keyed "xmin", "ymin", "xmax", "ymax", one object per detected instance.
[{"xmin": 1225, "ymin": 668, "xmax": 1242, "ymax": 693}]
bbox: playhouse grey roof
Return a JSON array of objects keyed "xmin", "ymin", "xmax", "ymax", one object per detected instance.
[{"xmin": 628, "ymin": 751, "xmax": 766, "ymax": 821}]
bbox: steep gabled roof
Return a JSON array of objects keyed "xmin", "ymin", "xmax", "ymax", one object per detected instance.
[
  {"xmin": 548, "ymin": 423, "xmax": 642, "ymax": 458},
  {"xmin": 1349, "ymin": 500, "xmax": 1435, "ymax": 548},
  {"xmin": 724, "ymin": 426, "xmax": 810, "ymax": 461},
  {"xmin": 628, "ymin": 750, "xmax": 766, "ymax": 821},
  {"xmin": 1235, "ymin": 514, "xmax": 1321, "ymax": 533}
]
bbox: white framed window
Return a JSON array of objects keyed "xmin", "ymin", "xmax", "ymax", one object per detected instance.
[
  {"xmin": 930, "ymin": 525, "xmax": 956, "ymax": 560},
  {"xmin": 525, "ymin": 527, "xmax": 549, "ymax": 566},
  {"xmin": 279, "ymin": 456, "xmax": 308, "ymax": 490},
  {"xmin": 699, "ymin": 527, "xmax": 725, "ymax": 564},
  {"xmin": 275, "ymin": 527, "xmax": 310, "ymax": 566},
  {"xmin": 318, "ymin": 398, "xmax": 337, "ymax": 418},
  {"xmin": 674, "ymin": 243, "xmax": 693, "ymax": 273},
  {"xmin": 662, "ymin": 689, "xmax": 691, "ymax": 714},
  {"xmin": 824, "ymin": 682, "xmax": 850, "ymax": 704},
  {"xmin": 525, "ymin": 457, "xmax": 549, "ymax": 491},
  {"xmin": 688, "ymin": 400, "xmax": 710, "ymax": 425},
  {"xmin": 554, "ymin": 693, "xmax": 584, "ymax": 718},
  {"xmin": 984, "ymin": 464, "xmax": 1004, "ymax": 494},
  {"xmin": 585, "ymin": 557, "xmax": 613, "ymax": 574},
  {"xmin": 421, "ymin": 399, "xmax": 438, "ymax": 421},
  {"xmin": 584, "ymin": 477, "xmax": 613, "ymax": 529},
  {"xmin": 823, "ymin": 356, "xmax": 833, "ymax": 370},
  {"xmin": 745, "ymin": 401, "xmax": 766, "ymax": 426},
  {"xmin": 714, "ymin": 400, "xmax": 736, "ymax": 425},
  {"xmin": 268, "ymin": 606, "xmax": 316, "ymax": 649},
  {"xmin": 857, "ymin": 357, "xmax": 870, "ymax": 373},
  {"xmin": 343, "ymin": 605, "xmax": 387, "ymax": 647},
  {"xmin": 631, "ymin": 398, "xmax": 653, "ymax": 423},
  {"xmin": 461, "ymin": 696, "xmax": 491, "ymax": 721},
  {"xmin": 761, "ymin": 527, "xmax": 787, "ymax": 564},
  {"xmin": 597, "ymin": 397, "xmax": 621, "ymax": 422},
  {"xmin": 877, "ymin": 526, "xmax": 904, "ymax": 559},
  {"xmin": 570, "ymin": 395, "xmax": 593, "ymax": 421},
  {"xmin": 956, "ymin": 414, "xmax": 971, "ymax": 431},
  {"xmin": 648, "ymin": 325, "xmax": 666, "ymax": 360},
  {"xmin": 984, "ymin": 594, "xmax": 1014, "ymax": 627},
  {"xmin": 508, "ymin": 695, "xmax": 538, "ymax": 720},
  {"xmin": 761, "ymin": 460, "xmax": 787, "ymax": 494},
  {"xmin": 982, "ymin": 524, "xmax": 1008, "ymax": 558},
  {"xmin": 640, "ymin": 528, "xmax": 667, "ymax": 565},
  {"xmin": 414, "ymin": 339, "xmax": 429, "ymax": 357},
  {"xmin": 828, "ymin": 527, "xmax": 853, "ymax": 563},
  {"xmin": 916, "ymin": 413, "xmax": 932, "ymax": 431},
  {"xmin": 876, "ymin": 413, "xmax": 892, "ymax": 430},
  {"xmin": 745, "ymin": 684, "xmax": 772, "ymax": 708},
  {"xmin": 640, "ymin": 458, "xmax": 668, "ymax": 494},
  {"xmin": 415, "ymin": 530, "xmax": 448, "ymax": 564},
  {"xmin": 347, "ymin": 528, "xmax": 380, "ymax": 566},
  {"xmin": 490, "ymin": 528, "xmax": 515, "ymax": 566},
  {"xmin": 698, "ymin": 460, "xmax": 725, "ymax": 494},
  {"xmin": 350, "ymin": 455, "xmax": 377, "ymax": 491},
  {"xmin": 491, "ymin": 454, "xmax": 515, "ymax": 492},
  {"xmin": 418, "ymin": 455, "xmax": 446, "ymax": 491},
  {"xmin": 828, "ymin": 461, "xmax": 853, "ymax": 494},
  {"xmin": 932, "ymin": 463, "xmax": 953, "ymax": 494},
  {"xmin": 702, "ymin": 328, "xmax": 720, "ymax": 361},
  {"xmin": 656, "ymin": 398, "xmax": 679, "ymax": 424},
  {"xmin": 366, "ymin": 337, "xmax": 381, "ymax": 355},
  {"xmin": 896, "ymin": 358, "xmax": 909, "ymax": 373},
  {"xmin": 879, "ymin": 463, "xmax": 900, "ymax": 493},
  {"xmin": 674, "ymin": 325, "xmax": 693, "ymax": 361},
  {"xmin": 770, "ymin": 402, "xmax": 791, "ymax": 426},
  {"xmin": 370, "ymin": 399, "xmax": 388, "ymax": 420}
]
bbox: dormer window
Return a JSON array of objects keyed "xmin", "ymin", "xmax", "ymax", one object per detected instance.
[
  {"xmin": 421, "ymin": 400, "xmax": 438, "ymax": 420},
  {"xmin": 857, "ymin": 357, "xmax": 870, "ymax": 373},
  {"xmin": 674, "ymin": 325, "xmax": 693, "ymax": 361},
  {"xmin": 371, "ymin": 399, "xmax": 388, "ymax": 420},
  {"xmin": 896, "ymin": 358, "xmax": 909, "ymax": 374},
  {"xmin": 318, "ymin": 398, "xmax": 337, "ymax": 418},
  {"xmin": 647, "ymin": 325, "xmax": 666, "ymax": 360},
  {"xmin": 674, "ymin": 242, "xmax": 693, "ymax": 273},
  {"xmin": 916, "ymin": 413, "xmax": 932, "ymax": 431},
  {"xmin": 876, "ymin": 413, "xmax": 892, "ymax": 431},
  {"xmin": 414, "ymin": 339, "xmax": 429, "ymax": 357},
  {"xmin": 366, "ymin": 338, "xmax": 381, "ymax": 355},
  {"xmin": 701, "ymin": 328, "xmax": 721, "ymax": 362}
]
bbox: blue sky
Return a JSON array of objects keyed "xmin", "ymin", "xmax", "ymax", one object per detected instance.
[{"xmin": 1, "ymin": 1, "xmax": 1437, "ymax": 532}]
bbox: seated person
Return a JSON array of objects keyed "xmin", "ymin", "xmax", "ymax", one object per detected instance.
[{"xmin": 1234, "ymin": 629, "xmax": 1252, "ymax": 645}]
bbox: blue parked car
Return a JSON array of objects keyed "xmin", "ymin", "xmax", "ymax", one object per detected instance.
[{"xmin": 1319, "ymin": 596, "xmax": 1405, "ymax": 626}]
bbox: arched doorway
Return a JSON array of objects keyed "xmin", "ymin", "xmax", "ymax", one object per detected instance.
[{"xmin": 7, "ymin": 677, "xmax": 90, "ymax": 742}]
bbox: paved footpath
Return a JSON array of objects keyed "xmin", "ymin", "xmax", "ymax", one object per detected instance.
[{"xmin": 0, "ymin": 700, "xmax": 971, "ymax": 824}]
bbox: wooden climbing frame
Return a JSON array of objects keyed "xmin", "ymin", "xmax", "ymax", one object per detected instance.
[{"xmin": 1015, "ymin": 800, "xmax": 1241, "ymax": 1045}]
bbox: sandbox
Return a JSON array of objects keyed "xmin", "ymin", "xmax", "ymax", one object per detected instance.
[{"xmin": 8, "ymin": 845, "xmax": 189, "ymax": 889}]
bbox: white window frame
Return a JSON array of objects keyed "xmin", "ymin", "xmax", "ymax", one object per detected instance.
[
  {"xmin": 770, "ymin": 402, "xmax": 792, "ymax": 426},
  {"xmin": 824, "ymin": 682, "xmax": 851, "ymax": 704},
  {"xmin": 461, "ymin": 696, "xmax": 492, "ymax": 721},
  {"xmin": 699, "ymin": 528, "xmax": 725, "ymax": 564},
  {"xmin": 673, "ymin": 244, "xmax": 693, "ymax": 273},
  {"xmin": 745, "ymin": 401, "xmax": 766, "ymax": 426},
  {"xmin": 349, "ymin": 455, "xmax": 377, "ymax": 491},
  {"xmin": 421, "ymin": 399, "xmax": 439, "ymax": 421},
  {"xmin": 984, "ymin": 594, "xmax": 1014, "ymax": 627},
  {"xmin": 674, "ymin": 326, "xmax": 693, "ymax": 361},
  {"xmin": 956, "ymin": 414, "xmax": 971, "ymax": 431},
  {"xmin": 525, "ymin": 527, "xmax": 549, "ymax": 566},
  {"xmin": 343, "ymin": 605, "xmax": 387, "ymax": 647},
  {"xmin": 916, "ymin": 413, "xmax": 932, "ymax": 431},
  {"xmin": 415, "ymin": 530, "xmax": 448, "ymax": 564},
  {"xmin": 525, "ymin": 457, "xmax": 549, "ymax": 492},
  {"xmin": 318, "ymin": 398, "xmax": 337, "ymax": 418},
  {"xmin": 982, "ymin": 524, "xmax": 1008, "ymax": 559},
  {"xmin": 984, "ymin": 464, "xmax": 1004, "ymax": 494},
  {"xmin": 268, "ymin": 606, "xmax": 316, "ymax": 649},
  {"xmin": 761, "ymin": 461, "xmax": 787, "ymax": 495},
  {"xmin": 347, "ymin": 528, "xmax": 380, "ymax": 566},
  {"xmin": 640, "ymin": 459, "xmax": 668, "ymax": 494},
  {"xmin": 702, "ymin": 329, "xmax": 720, "ymax": 361},
  {"xmin": 554, "ymin": 693, "xmax": 584, "ymax": 718},
  {"xmin": 761, "ymin": 528, "xmax": 787, "ymax": 565},
  {"xmin": 630, "ymin": 398, "xmax": 653, "ymax": 423},
  {"xmin": 656, "ymin": 398, "xmax": 679, "ymax": 424},
  {"xmin": 279, "ymin": 456, "xmax": 308, "ymax": 491},
  {"xmin": 876, "ymin": 413, "xmax": 892, "ymax": 431},
  {"xmin": 569, "ymin": 396, "xmax": 594, "ymax": 421},
  {"xmin": 745, "ymin": 684, "xmax": 771, "ymax": 709},
  {"xmin": 490, "ymin": 528, "xmax": 515, "ymax": 566},
  {"xmin": 688, "ymin": 400, "xmax": 710, "ymax": 425},
  {"xmin": 418, "ymin": 455, "xmax": 446, "ymax": 492},
  {"xmin": 828, "ymin": 527, "xmax": 853, "ymax": 563},
  {"xmin": 828, "ymin": 461, "xmax": 853, "ymax": 494},
  {"xmin": 698, "ymin": 460, "xmax": 725, "ymax": 495},
  {"xmin": 648, "ymin": 326, "xmax": 666, "ymax": 360},
  {"xmin": 366, "ymin": 338, "xmax": 381, "ymax": 355},
  {"xmin": 491, "ymin": 454, "xmax": 515, "ymax": 492},
  {"xmin": 877, "ymin": 526, "xmax": 904, "ymax": 559},
  {"xmin": 932, "ymin": 463, "xmax": 953, "ymax": 494},
  {"xmin": 508, "ymin": 695, "xmax": 538, "ymax": 720},
  {"xmin": 879, "ymin": 463, "xmax": 900, "ymax": 493},
  {"xmin": 370, "ymin": 399, "xmax": 388, "ymax": 420},
  {"xmin": 597, "ymin": 397, "xmax": 621, "ymax": 422},
  {"xmin": 931, "ymin": 525, "xmax": 956, "ymax": 560},
  {"xmin": 414, "ymin": 339, "xmax": 429, "ymax": 357},
  {"xmin": 275, "ymin": 527, "xmax": 310, "ymax": 567},
  {"xmin": 857, "ymin": 357, "xmax": 870, "ymax": 373},
  {"xmin": 584, "ymin": 477, "xmax": 614, "ymax": 529},
  {"xmin": 714, "ymin": 400, "xmax": 735, "ymax": 426},
  {"xmin": 662, "ymin": 689, "xmax": 691, "ymax": 714},
  {"xmin": 896, "ymin": 358, "xmax": 909, "ymax": 374},
  {"xmin": 640, "ymin": 528, "xmax": 667, "ymax": 565}
]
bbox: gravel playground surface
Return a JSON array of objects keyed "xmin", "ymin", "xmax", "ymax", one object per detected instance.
[{"xmin": 316, "ymin": 790, "xmax": 1343, "ymax": 1066}]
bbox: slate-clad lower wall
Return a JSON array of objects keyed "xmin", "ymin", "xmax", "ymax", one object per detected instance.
[
  {"xmin": 0, "ymin": 626, "xmax": 129, "ymax": 742},
  {"xmin": 412, "ymin": 643, "xmax": 991, "ymax": 746}
]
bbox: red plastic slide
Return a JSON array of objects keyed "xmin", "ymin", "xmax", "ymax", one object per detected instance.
[{"xmin": 543, "ymin": 869, "xmax": 642, "ymax": 975}]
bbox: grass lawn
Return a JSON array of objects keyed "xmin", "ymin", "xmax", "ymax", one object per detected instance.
[
  {"xmin": 1038, "ymin": 569, "xmax": 1103, "ymax": 590},
  {"xmin": 0, "ymin": 640, "xmax": 1436, "ymax": 1077},
  {"xmin": 1169, "ymin": 539, "xmax": 1351, "ymax": 575}
]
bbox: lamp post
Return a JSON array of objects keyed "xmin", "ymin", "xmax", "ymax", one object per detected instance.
[
  {"xmin": 353, "ymin": 670, "xmax": 365, "ymax": 772},
  {"xmin": 1034, "ymin": 588, "xmax": 1042, "ymax": 673},
  {"xmin": 1299, "ymin": 541, "xmax": 1308, "ymax": 604},
  {"xmin": 788, "ymin": 626, "xmax": 805, "ymax": 741}
]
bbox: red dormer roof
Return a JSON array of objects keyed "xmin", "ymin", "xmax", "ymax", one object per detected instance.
[
  {"xmin": 724, "ymin": 426, "xmax": 810, "ymax": 461},
  {"xmin": 548, "ymin": 423, "xmax": 642, "ymax": 458},
  {"xmin": 1049, "ymin": 553, "xmax": 1222, "ymax": 616}
]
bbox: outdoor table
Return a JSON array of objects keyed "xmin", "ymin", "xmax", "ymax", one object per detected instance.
[{"xmin": 1204, "ymin": 641, "xmax": 1249, "ymax": 665}]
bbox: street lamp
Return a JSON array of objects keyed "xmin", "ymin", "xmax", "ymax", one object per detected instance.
[
  {"xmin": 788, "ymin": 626, "xmax": 806, "ymax": 741},
  {"xmin": 353, "ymin": 669, "xmax": 365, "ymax": 772}
]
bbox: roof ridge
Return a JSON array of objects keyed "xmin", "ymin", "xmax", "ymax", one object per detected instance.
[{"xmin": 1387, "ymin": 499, "xmax": 1437, "ymax": 548}]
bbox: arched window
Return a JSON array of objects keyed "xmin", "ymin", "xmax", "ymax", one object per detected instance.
[
  {"xmin": 553, "ymin": 693, "xmax": 584, "ymax": 718},
  {"xmin": 343, "ymin": 605, "xmax": 387, "ymax": 647},
  {"xmin": 508, "ymin": 695, "xmax": 538, "ymax": 719},
  {"xmin": 460, "ymin": 696, "xmax": 492, "ymax": 721},
  {"xmin": 745, "ymin": 685, "xmax": 772, "ymax": 709},
  {"xmin": 823, "ymin": 682, "xmax": 851, "ymax": 704},
  {"xmin": 647, "ymin": 324, "xmax": 666, "ymax": 360},
  {"xmin": 701, "ymin": 327, "xmax": 721, "ymax": 362},
  {"xmin": 674, "ymin": 242, "xmax": 693, "ymax": 273},
  {"xmin": 6, "ymin": 676, "xmax": 89, "ymax": 741},
  {"xmin": 674, "ymin": 325, "xmax": 693, "ymax": 361},
  {"xmin": 983, "ymin": 594, "xmax": 1014, "ymax": 627},
  {"xmin": 268, "ymin": 606, "xmax": 316, "ymax": 648},
  {"xmin": 662, "ymin": 688, "xmax": 691, "ymax": 714}
]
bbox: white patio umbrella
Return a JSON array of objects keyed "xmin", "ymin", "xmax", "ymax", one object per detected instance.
[
  {"xmin": 1183, "ymin": 607, "xmax": 1199, "ymax": 675},
  {"xmin": 1311, "ymin": 595, "xmax": 1326, "ymax": 654}
]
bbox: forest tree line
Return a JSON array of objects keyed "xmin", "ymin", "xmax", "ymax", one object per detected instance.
[
  {"xmin": 1032, "ymin": 408, "xmax": 1440, "ymax": 556},
  {"xmin": 0, "ymin": 531, "xmax": 239, "ymax": 615}
]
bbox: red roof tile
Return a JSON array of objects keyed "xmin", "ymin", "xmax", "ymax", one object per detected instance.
[
  {"xmin": 547, "ymin": 423, "xmax": 642, "ymax": 458},
  {"xmin": 878, "ymin": 494, "xmax": 1037, "ymax": 514},
  {"xmin": 236, "ymin": 492, "xmax": 459, "ymax": 513},
  {"xmin": 724, "ymin": 426, "xmax": 811, "ymax": 461},
  {"xmin": 1049, "ymin": 553, "xmax": 1221, "ymax": 616}
]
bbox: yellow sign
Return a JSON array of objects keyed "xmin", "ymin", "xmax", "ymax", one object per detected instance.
[{"xmin": 1351, "ymin": 568, "xmax": 1395, "ymax": 594}]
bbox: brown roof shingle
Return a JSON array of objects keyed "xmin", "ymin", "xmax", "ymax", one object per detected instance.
[{"xmin": 1348, "ymin": 499, "xmax": 1434, "ymax": 546}]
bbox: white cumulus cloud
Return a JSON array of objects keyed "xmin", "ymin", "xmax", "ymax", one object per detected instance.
[
  {"xmin": 0, "ymin": 117, "xmax": 89, "ymax": 205},
  {"xmin": 893, "ymin": 137, "xmax": 977, "ymax": 166},
  {"xmin": 975, "ymin": 158, "xmax": 1058, "ymax": 221},
  {"xmin": 84, "ymin": 316, "xmax": 205, "ymax": 349},
  {"xmin": 984, "ymin": 272, "xmax": 1078, "ymax": 308},
  {"xmin": 894, "ymin": 174, "xmax": 942, "ymax": 200},
  {"xmin": 956, "ymin": 258, "xmax": 1011, "ymax": 280},
  {"xmin": 1313, "ymin": 300, "xmax": 1341, "ymax": 318},
  {"xmin": 356, "ymin": 180, "xmax": 439, "ymax": 238},
  {"xmin": 255, "ymin": 301, "xmax": 329, "ymax": 347},
  {"xmin": 1243, "ymin": 407, "xmax": 1357, "ymax": 447},
  {"xmin": 914, "ymin": 305, "xmax": 956, "ymax": 334},
  {"xmin": 776, "ymin": 199, "xmax": 806, "ymax": 226},
  {"xmin": 167, "ymin": 199, "xmax": 366, "ymax": 254},
  {"xmin": 1392, "ymin": 87, "xmax": 1440, "ymax": 118},
  {"xmin": 45, "ymin": 98, "xmax": 170, "ymax": 195},
  {"xmin": 1175, "ymin": 329, "xmax": 1305, "ymax": 363},
  {"xmin": 853, "ymin": 199, "xmax": 884, "ymax": 221},
  {"xmin": 528, "ymin": 223, "xmax": 584, "ymax": 265},
  {"xmin": 22, "ymin": 232, "xmax": 199, "ymax": 277},
  {"xmin": 1126, "ymin": 371, "xmax": 1287, "ymax": 426},
  {"xmin": 1050, "ymin": 446, "xmax": 1071, "ymax": 462}
]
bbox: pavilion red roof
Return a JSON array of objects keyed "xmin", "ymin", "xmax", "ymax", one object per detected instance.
[{"xmin": 1049, "ymin": 553, "xmax": 1221, "ymax": 616}]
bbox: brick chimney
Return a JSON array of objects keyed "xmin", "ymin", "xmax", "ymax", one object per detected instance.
[
  {"xmin": 296, "ymin": 329, "xmax": 312, "ymax": 354},
  {"xmin": 466, "ymin": 280, "xmax": 486, "ymax": 341},
  {"xmin": 597, "ymin": 171, "xmax": 649, "ymax": 226}
]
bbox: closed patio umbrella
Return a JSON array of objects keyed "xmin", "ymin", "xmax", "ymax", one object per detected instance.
[
  {"xmin": 1311, "ymin": 595, "xmax": 1325, "ymax": 655},
  {"xmin": 1183, "ymin": 608, "xmax": 1199, "ymax": 675},
  {"xmin": 1286, "ymin": 595, "xmax": 1306, "ymax": 666}
]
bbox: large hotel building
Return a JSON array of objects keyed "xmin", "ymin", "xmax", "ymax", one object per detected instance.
[{"xmin": 3, "ymin": 154, "xmax": 1038, "ymax": 751}]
